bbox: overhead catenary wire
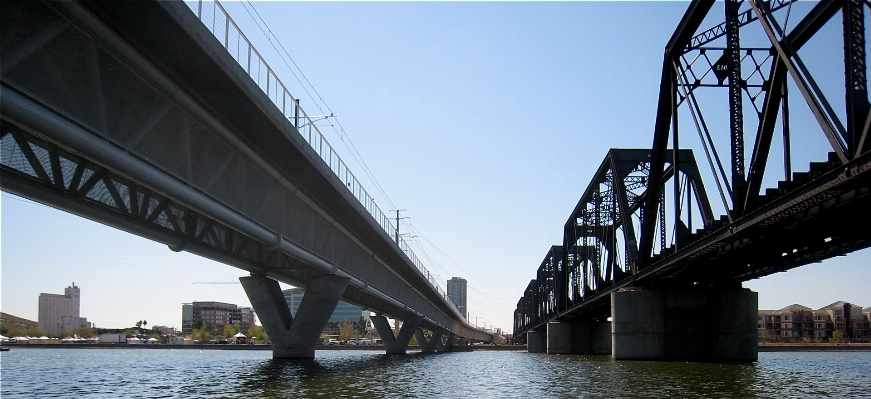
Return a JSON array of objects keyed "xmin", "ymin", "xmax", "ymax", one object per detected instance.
[
  {"xmin": 239, "ymin": 1, "xmax": 398, "ymax": 214},
  {"xmin": 232, "ymin": 2, "xmax": 514, "ymax": 327},
  {"xmin": 402, "ymin": 215, "xmax": 515, "ymax": 301}
]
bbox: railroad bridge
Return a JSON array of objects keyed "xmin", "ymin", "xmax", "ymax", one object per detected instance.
[{"xmin": 514, "ymin": 0, "xmax": 871, "ymax": 361}]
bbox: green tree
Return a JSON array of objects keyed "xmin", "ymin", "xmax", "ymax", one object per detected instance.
[
  {"xmin": 193, "ymin": 326, "xmax": 210, "ymax": 342},
  {"xmin": 191, "ymin": 321, "xmax": 211, "ymax": 342},
  {"xmin": 3, "ymin": 325, "xmax": 46, "ymax": 338},
  {"xmin": 247, "ymin": 325, "xmax": 268, "ymax": 342},
  {"xmin": 71, "ymin": 326, "xmax": 95, "ymax": 338},
  {"xmin": 339, "ymin": 321, "xmax": 355, "ymax": 341},
  {"xmin": 831, "ymin": 330, "xmax": 845, "ymax": 343},
  {"xmin": 222, "ymin": 323, "xmax": 238, "ymax": 339}
]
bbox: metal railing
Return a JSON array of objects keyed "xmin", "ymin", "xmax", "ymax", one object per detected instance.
[{"xmin": 186, "ymin": 0, "xmax": 462, "ymax": 318}]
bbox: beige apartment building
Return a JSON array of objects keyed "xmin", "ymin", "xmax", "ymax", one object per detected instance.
[{"xmin": 759, "ymin": 301, "xmax": 871, "ymax": 340}]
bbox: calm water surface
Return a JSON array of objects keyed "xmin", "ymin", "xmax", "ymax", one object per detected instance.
[{"xmin": 2, "ymin": 348, "xmax": 869, "ymax": 398}]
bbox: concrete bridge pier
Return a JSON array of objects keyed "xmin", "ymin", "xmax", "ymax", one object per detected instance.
[
  {"xmin": 546, "ymin": 320, "xmax": 611, "ymax": 355},
  {"xmin": 527, "ymin": 330, "xmax": 546, "ymax": 353},
  {"xmin": 240, "ymin": 274, "xmax": 348, "ymax": 359},
  {"xmin": 414, "ymin": 327, "xmax": 445, "ymax": 353},
  {"xmin": 371, "ymin": 314, "xmax": 422, "ymax": 354},
  {"xmin": 438, "ymin": 332, "xmax": 455, "ymax": 352},
  {"xmin": 611, "ymin": 287, "xmax": 757, "ymax": 361}
]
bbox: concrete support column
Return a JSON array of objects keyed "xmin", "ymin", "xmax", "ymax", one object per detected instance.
[
  {"xmin": 240, "ymin": 274, "xmax": 349, "ymax": 359},
  {"xmin": 611, "ymin": 287, "xmax": 757, "ymax": 361},
  {"xmin": 547, "ymin": 322, "xmax": 573, "ymax": 354},
  {"xmin": 371, "ymin": 314, "xmax": 422, "ymax": 354},
  {"xmin": 438, "ymin": 332, "xmax": 455, "ymax": 352},
  {"xmin": 591, "ymin": 322, "xmax": 612, "ymax": 355},
  {"xmin": 527, "ymin": 330, "xmax": 546, "ymax": 353},
  {"xmin": 712, "ymin": 289, "xmax": 758, "ymax": 361},
  {"xmin": 612, "ymin": 288, "xmax": 665, "ymax": 360},
  {"xmin": 415, "ymin": 327, "xmax": 444, "ymax": 353}
]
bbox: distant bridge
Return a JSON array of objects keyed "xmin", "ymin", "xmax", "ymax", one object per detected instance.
[
  {"xmin": 514, "ymin": 0, "xmax": 871, "ymax": 361},
  {"xmin": 0, "ymin": 0, "xmax": 491, "ymax": 358}
]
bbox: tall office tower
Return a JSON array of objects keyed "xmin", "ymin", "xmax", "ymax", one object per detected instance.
[{"xmin": 446, "ymin": 277, "xmax": 467, "ymax": 319}]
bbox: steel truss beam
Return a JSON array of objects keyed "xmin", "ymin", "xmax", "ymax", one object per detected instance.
[
  {"xmin": 517, "ymin": 0, "xmax": 871, "ymax": 339},
  {"xmin": 0, "ymin": 115, "xmax": 467, "ymax": 337},
  {"xmin": 513, "ymin": 149, "xmax": 714, "ymax": 337},
  {"xmin": 641, "ymin": 0, "xmax": 715, "ymax": 264},
  {"xmin": 1, "ymin": 118, "xmax": 291, "ymax": 277},
  {"xmin": 744, "ymin": 0, "xmax": 842, "ymax": 213}
]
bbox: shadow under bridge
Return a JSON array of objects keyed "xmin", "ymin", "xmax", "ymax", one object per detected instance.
[{"xmin": 0, "ymin": 0, "xmax": 492, "ymax": 357}]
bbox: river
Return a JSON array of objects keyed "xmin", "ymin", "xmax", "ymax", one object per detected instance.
[{"xmin": 1, "ymin": 348, "xmax": 869, "ymax": 398}]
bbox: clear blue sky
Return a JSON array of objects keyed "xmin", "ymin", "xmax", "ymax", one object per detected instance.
[{"xmin": 2, "ymin": 1, "xmax": 868, "ymax": 333}]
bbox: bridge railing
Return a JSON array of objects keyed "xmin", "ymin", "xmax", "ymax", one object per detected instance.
[{"xmin": 186, "ymin": 0, "xmax": 462, "ymax": 318}]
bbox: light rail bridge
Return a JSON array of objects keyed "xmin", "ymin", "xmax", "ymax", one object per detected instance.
[{"xmin": 0, "ymin": 0, "xmax": 492, "ymax": 358}]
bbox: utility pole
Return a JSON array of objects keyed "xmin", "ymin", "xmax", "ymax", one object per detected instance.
[{"xmin": 391, "ymin": 209, "xmax": 407, "ymax": 244}]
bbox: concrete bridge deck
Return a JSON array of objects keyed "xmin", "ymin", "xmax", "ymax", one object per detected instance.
[{"xmin": 0, "ymin": 0, "xmax": 491, "ymax": 357}]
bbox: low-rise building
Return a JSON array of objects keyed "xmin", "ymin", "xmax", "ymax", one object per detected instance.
[
  {"xmin": 759, "ymin": 304, "xmax": 814, "ymax": 339},
  {"xmin": 758, "ymin": 301, "xmax": 871, "ymax": 340},
  {"xmin": 181, "ymin": 301, "xmax": 256, "ymax": 335}
]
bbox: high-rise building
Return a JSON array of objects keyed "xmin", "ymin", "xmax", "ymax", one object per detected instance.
[
  {"xmin": 38, "ymin": 282, "xmax": 91, "ymax": 336},
  {"xmin": 446, "ymin": 277, "xmax": 467, "ymax": 319},
  {"xmin": 282, "ymin": 288, "xmax": 364, "ymax": 323}
]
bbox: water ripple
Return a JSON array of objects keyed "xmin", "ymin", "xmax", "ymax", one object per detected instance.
[{"xmin": 1, "ymin": 349, "xmax": 869, "ymax": 398}]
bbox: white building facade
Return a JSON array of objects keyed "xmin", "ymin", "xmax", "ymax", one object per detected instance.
[{"xmin": 38, "ymin": 283, "xmax": 91, "ymax": 336}]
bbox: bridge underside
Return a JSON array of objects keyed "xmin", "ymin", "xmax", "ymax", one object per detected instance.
[
  {"xmin": 0, "ymin": 0, "xmax": 491, "ymax": 354},
  {"xmin": 516, "ymin": 0, "xmax": 871, "ymax": 360}
]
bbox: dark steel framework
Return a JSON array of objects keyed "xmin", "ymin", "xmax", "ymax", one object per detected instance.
[
  {"xmin": 515, "ymin": 0, "xmax": 871, "ymax": 340},
  {"xmin": 0, "ymin": 119, "xmax": 276, "ymax": 274}
]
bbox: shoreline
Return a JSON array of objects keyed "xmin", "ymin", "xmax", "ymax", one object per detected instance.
[
  {"xmin": 0, "ymin": 343, "xmax": 529, "ymax": 352},
  {"xmin": 757, "ymin": 343, "xmax": 871, "ymax": 352},
  {"xmin": 4, "ymin": 343, "xmax": 868, "ymax": 352}
]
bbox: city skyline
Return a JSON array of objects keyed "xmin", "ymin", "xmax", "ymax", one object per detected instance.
[{"xmin": 1, "ymin": 1, "xmax": 869, "ymax": 331}]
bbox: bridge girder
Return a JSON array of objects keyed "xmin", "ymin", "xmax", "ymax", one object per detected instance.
[
  {"xmin": 0, "ymin": 0, "xmax": 490, "ymax": 342},
  {"xmin": 517, "ymin": 0, "xmax": 871, "ymax": 339}
]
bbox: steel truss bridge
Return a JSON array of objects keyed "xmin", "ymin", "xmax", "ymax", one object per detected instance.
[{"xmin": 515, "ymin": 0, "xmax": 871, "ymax": 340}]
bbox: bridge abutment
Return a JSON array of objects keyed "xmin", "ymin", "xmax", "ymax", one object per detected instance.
[
  {"xmin": 240, "ymin": 274, "xmax": 348, "ymax": 359},
  {"xmin": 611, "ymin": 287, "xmax": 757, "ymax": 361},
  {"xmin": 371, "ymin": 314, "xmax": 422, "ymax": 354}
]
